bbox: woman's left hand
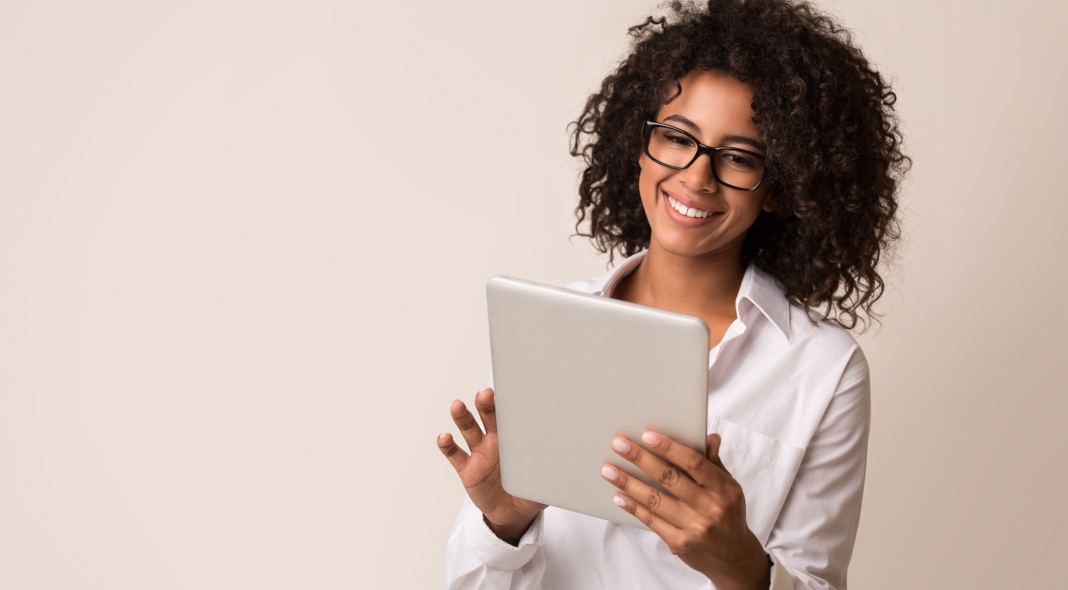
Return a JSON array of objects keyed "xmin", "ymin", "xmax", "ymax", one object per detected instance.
[{"xmin": 600, "ymin": 431, "xmax": 771, "ymax": 590}]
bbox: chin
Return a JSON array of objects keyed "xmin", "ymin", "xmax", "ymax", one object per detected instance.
[
  {"xmin": 652, "ymin": 226, "xmax": 747, "ymax": 261},
  {"xmin": 652, "ymin": 233, "xmax": 714, "ymax": 258}
]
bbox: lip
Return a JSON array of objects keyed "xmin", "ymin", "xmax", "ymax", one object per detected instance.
[{"xmin": 660, "ymin": 189, "xmax": 724, "ymax": 227}]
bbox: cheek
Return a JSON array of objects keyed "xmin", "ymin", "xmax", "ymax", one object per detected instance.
[
  {"xmin": 730, "ymin": 184, "xmax": 774, "ymax": 218},
  {"xmin": 637, "ymin": 155, "xmax": 666, "ymax": 206},
  {"xmin": 729, "ymin": 200, "xmax": 765, "ymax": 228},
  {"xmin": 750, "ymin": 188, "xmax": 775, "ymax": 218}
]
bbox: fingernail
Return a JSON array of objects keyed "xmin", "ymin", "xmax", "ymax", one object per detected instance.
[
  {"xmin": 601, "ymin": 465, "xmax": 618, "ymax": 481},
  {"xmin": 611, "ymin": 438, "xmax": 630, "ymax": 453},
  {"xmin": 613, "ymin": 495, "xmax": 627, "ymax": 507},
  {"xmin": 641, "ymin": 431, "xmax": 660, "ymax": 446}
]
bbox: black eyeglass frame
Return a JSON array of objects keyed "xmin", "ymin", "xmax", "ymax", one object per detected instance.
[{"xmin": 641, "ymin": 121, "xmax": 768, "ymax": 191}]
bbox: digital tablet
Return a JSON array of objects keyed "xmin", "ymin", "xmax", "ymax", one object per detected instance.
[{"xmin": 486, "ymin": 276, "xmax": 709, "ymax": 530}]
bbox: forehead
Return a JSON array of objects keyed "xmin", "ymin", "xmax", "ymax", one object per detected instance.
[{"xmin": 657, "ymin": 70, "xmax": 758, "ymax": 136}]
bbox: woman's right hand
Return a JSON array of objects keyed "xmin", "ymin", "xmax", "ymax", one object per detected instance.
[{"xmin": 437, "ymin": 388, "xmax": 547, "ymax": 541}]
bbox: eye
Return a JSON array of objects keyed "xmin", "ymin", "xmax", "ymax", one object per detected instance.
[
  {"xmin": 663, "ymin": 131, "xmax": 697, "ymax": 149},
  {"xmin": 721, "ymin": 151, "xmax": 760, "ymax": 169}
]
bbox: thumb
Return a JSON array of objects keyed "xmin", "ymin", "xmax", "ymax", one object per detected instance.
[{"xmin": 706, "ymin": 433, "xmax": 730, "ymax": 475}]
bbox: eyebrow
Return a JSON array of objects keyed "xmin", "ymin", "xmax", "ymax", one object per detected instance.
[{"xmin": 662, "ymin": 114, "xmax": 766, "ymax": 152}]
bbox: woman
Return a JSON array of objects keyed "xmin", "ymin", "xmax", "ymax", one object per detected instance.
[{"xmin": 437, "ymin": 0, "xmax": 907, "ymax": 588}]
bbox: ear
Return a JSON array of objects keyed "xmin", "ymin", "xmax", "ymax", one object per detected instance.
[{"xmin": 760, "ymin": 184, "xmax": 778, "ymax": 213}]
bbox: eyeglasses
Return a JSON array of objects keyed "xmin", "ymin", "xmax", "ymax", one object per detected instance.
[{"xmin": 642, "ymin": 121, "xmax": 768, "ymax": 191}]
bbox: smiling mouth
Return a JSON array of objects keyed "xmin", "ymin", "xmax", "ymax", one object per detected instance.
[{"xmin": 665, "ymin": 193, "xmax": 720, "ymax": 219}]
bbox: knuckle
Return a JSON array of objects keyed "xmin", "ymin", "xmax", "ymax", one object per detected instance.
[
  {"xmin": 723, "ymin": 481, "xmax": 744, "ymax": 506},
  {"xmin": 456, "ymin": 413, "xmax": 476, "ymax": 429},
  {"xmin": 642, "ymin": 511, "xmax": 655, "ymax": 527},
  {"xmin": 707, "ymin": 505, "xmax": 725, "ymax": 525},
  {"xmin": 676, "ymin": 536, "xmax": 697, "ymax": 554},
  {"xmin": 645, "ymin": 489, "xmax": 662, "ymax": 511},
  {"xmin": 691, "ymin": 518, "xmax": 712, "ymax": 538},
  {"xmin": 685, "ymin": 450, "xmax": 705, "ymax": 471},
  {"xmin": 631, "ymin": 447, "xmax": 644, "ymax": 463},
  {"xmin": 658, "ymin": 465, "xmax": 680, "ymax": 486}
]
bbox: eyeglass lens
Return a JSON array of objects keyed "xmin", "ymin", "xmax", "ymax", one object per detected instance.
[{"xmin": 646, "ymin": 126, "xmax": 765, "ymax": 190}]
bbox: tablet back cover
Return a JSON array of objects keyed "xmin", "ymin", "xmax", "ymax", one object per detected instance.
[{"xmin": 487, "ymin": 276, "xmax": 709, "ymax": 530}]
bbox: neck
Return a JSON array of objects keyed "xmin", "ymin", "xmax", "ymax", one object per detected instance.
[{"xmin": 615, "ymin": 241, "xmax": 746, "ymax": 323}]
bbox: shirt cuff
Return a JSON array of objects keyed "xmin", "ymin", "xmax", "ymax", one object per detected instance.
[
  {"xmin": 768, "ymin": 552, "xmax": 793, "ymax": 590},
  {"xmin": 463, "ymin": 505, "xmax": 544, "ymax": 571}
]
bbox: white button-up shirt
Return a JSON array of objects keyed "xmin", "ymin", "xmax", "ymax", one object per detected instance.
[{"xmin": 446, "ymin": 251, "xmax": 870, "ymax": 590}]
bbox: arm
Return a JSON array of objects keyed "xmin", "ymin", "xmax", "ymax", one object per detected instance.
[
  {"xmin": 439, "ymin": 389, "xmax": 549, "ymax": 589},
  {"xmin": 765, "ymin": 348, "xmax": 871, "ymax": 589},
  {"xmin": 445, "ymin": 496, "xmax": 547, "ymax": 590}
]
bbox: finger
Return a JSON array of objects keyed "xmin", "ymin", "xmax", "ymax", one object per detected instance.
[
  {"xmin": 611, "ymin": 492, "xmax": 683, "ymax": 546},
  {"xmin": 474, "ymin": 388, "xmax": 497, "ymax": 434},
  {"xmin": 450, "ymin": 398, "xmax": 485, "ymax": 450},
  {"xmin": 600, "ymin": 461, "xmax": 692, "ymax": 529},
  {"xmin": 637, "ymin": 430, "xmax": 730, "ymax": 489},
  {"xmin": 611, "ymin": 436, "xmax": 706, "ymax": 508},
  {"xmin": 706, "ymin": 433, "xmax": 731, "ymax": 476},
  {"xmin": 437, "ymin": 432, "xmax": 469, "ymax": 473}
]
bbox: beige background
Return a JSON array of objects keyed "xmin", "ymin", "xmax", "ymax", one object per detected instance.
[{"xmin": 1, "ymin": 0, "xmax": 1065, "ymax": 588}]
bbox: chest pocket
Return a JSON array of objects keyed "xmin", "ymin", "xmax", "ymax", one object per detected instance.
[{"xmin": 710, "ymin": 416, "xmax": 805, "ymax": 546}]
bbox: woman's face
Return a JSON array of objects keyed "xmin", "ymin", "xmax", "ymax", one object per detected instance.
[{"xmin": 638, "ymin": 70, "xmax": 775, "ymax": 261}]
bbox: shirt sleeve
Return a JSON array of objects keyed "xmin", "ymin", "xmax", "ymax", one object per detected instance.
[
  {"xmin": 764, "ymin": 347, "xmax": 871, "ymax": 590},
  {"xmin": 445, "ymin": 496, "xmax": 548, "ymax": 590}
]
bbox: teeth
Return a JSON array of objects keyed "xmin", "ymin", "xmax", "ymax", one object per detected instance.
[{"xmin": 667, "ymin": 195, "xmax": 714, "ymax": 219}]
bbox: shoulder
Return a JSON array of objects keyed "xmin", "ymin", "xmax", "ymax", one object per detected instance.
[
  {"xmin": 784, "ymin": 303, "xmax": 869, "ymax": 392},
  {"xmin": 746, "ymin": 263, "xmax": 865, "ymax": 386}
]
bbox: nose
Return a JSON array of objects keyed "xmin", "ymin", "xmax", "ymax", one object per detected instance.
[{"xmin": 677, "ymin": 152, "xmax": 720, "ymax": 192}]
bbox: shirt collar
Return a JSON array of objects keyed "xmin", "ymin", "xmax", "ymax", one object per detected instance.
[{"xmin": 587, "ymin": 250, "xmax": 791, "ymax": 342}]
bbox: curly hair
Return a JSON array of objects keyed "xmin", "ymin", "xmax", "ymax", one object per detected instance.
[{"xmin": 570, "ymin": 0, "xmax": 909, "ymax": 330}]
